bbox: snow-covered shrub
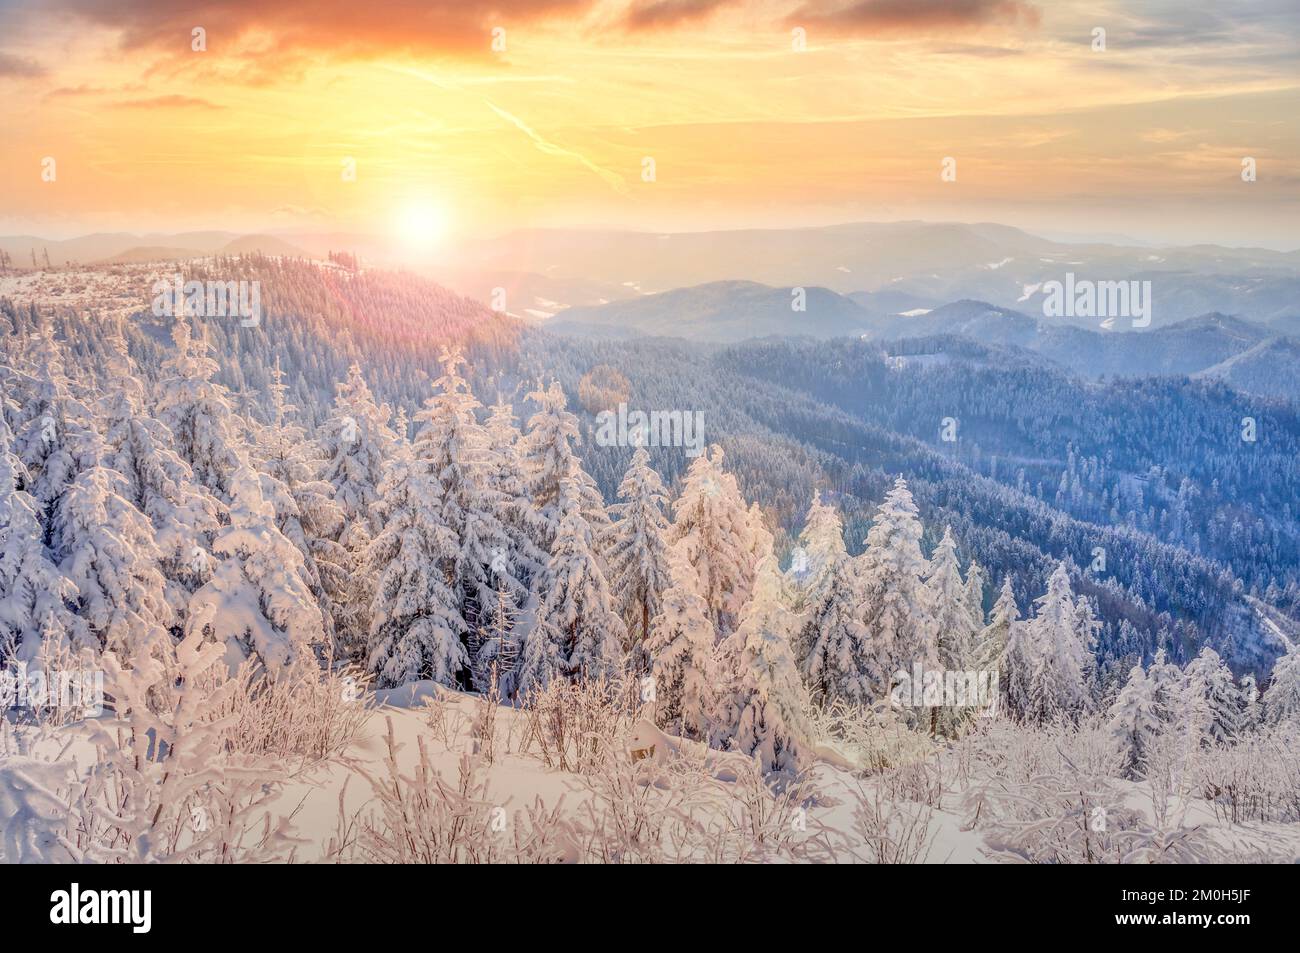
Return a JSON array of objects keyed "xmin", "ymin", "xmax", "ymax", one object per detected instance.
[
  {"xmin": 217, "ymin": 658, "xmax": 374, "ymax": 766},
  {"xmin": 1197, "ymin": 721, "xmax": 1300, "ymax": 824},
  {"xmin": 567, "ymin": 741, "xmax": 826, "ymax": 863},
  {"xmin": 519, "ymin": 670, "xmax": 645, "ymax": 773},
  {"xmin": 808, "ymin": 698, "xmax": 936, "ymax": 774},
  {"xmin": 340, "ymin": 717, "xmax": 572, "ymax": 863},
  {"xmin": 852, "ymin": 785, "xmax": 936, "ymax": 863},
  {"xmin": 14, "ymin": 631, "xmax": 301, "ymax": 863}
]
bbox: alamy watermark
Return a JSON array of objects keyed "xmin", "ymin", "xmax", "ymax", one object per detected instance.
[
  {"xmin": 1041, "ymin": 272, "xmax": 1151, "ymax": 328},
  {"xmin": 1, "ymin": 661, "xmax": 104, "ymax": 717},
  {"xmin": 890, "ymin": 663, "xmax": 999, "ymax": 715},
  {"xmin": 595, "ymin": 402, "xmax": 704, "ymax": 456},
  {"xmin": 152, "ymin": 275, "xmax": 261, "ymax": 327}
]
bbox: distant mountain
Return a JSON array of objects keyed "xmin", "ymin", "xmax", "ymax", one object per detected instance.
[
  {"xmin": 854, "ymin": 301, "xmax": 1300, "ymax": 404},
  {"xmin": 219, "ymin": 234, "xmax": 308, "ymax": 257},
  {"xmin": 1195, "ymin": 337, "xmax": 1300, "ymax": 402},
  {"xmin": 548, "ymin": 280, "xmax": 875, "ymax": 342},
  {"xmin": 444, "ymin": 221, "xmax": 1300, "ymax": 327},
  {"xmin": 93, "ymin": 245, "xmax": 206, "ymax": 264},
  {"xmin": 864, "ymin": 299, "xmax": 1039, "ymax": 344}
]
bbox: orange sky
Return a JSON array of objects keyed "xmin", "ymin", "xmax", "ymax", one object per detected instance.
[{"xmin": 1, "ymin": 0, "xmax": 1297, "ymax": 247}]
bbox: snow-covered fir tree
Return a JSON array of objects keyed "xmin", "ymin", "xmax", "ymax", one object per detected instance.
[
  {"xmin": 414, "ymin": 348, "xmax": 519, "ymax": 665},
  {"xmin": 519, "ymin": 379, "xmax": 607, "ymax": 554},
  {"xmin": 926, "ymin": 526, "xmax": 978, "ymax": 671},
  {"xmin": 667, "ymin": 445, "xmax": 757, "ymax": 639},
  {"xmin": 154, "ymin": 321, "xmax": 247, "ymax": 502},
  {"xmin": 364, "ymin": 436, "xmax": 466, "ymax": 688},
  {"xmin": 792, "ymin": 493, "xmax": 871, "ymax": 705},
  {"xmin": 98, "ymin": 331, "xmax": 219, "ymax": 614},
  {"xmin": 1004, "ymin": 562, "xmax": 1094, "ymax": 722},
  {"xmin": 602, "ymin": 445, "xmax": 671, "ymax": 674},
  {"xmin": 964, "ymin": 559, "xmax": 987, "ymax": 630},
  {"xmin": 252, "ymin": 356, "xmax": 348, "ymax": 653},
  {"xmin": 976, "ymin": 575, "xmax": 1018, "ymax": 677},
  {"xmin": 1107, "ymin": 663, "xmax": 1161, "ymax": 778},
  {"xmin": 517, "ymin": 471, "xmax": 625, "ymax": 694},
  {"xmin": 713, "ymin": 555, "xmax": 813, "ymax": 774},
  {"xmin": 1182, "ymin": 646, "xmax": 1242, "ymax": 744},
  {"xmin": 856, "ymin": 477, "xmax": 936, "ymax": 697},
  {"xmin": 646, "ymin": 539, "xmax": 717, "ymax": 740},
  {"xmin": 186, "ymin": 466, "xmax": 324, "ymax": 674},
  {"xmin": 1264, "ymin": 644, "xmax": 1300, "ymax": 725},
  {"xmin": 0, "ymin": 416, "xmax": 77, "ymax": 661}
]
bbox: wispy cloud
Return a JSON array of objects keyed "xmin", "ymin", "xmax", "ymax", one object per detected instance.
[{"xmin": 486, "ymin": 100, "xmax": 629, "ymax": 193}]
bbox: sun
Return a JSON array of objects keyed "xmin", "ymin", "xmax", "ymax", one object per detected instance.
[{"xmin": 394, "ymin": 199, "xmax": 450, "ymax": 253}]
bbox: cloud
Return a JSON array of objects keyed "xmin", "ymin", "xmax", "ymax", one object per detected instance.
[
  {"xmin": 112, "ymin": 94, "xmax": 223, "ymax": 109},
  {"xmin": 42, "ymin": 0, "xmax": 597, "ymax": 60},
  {"xmin": 0, "ymin": 50, "xmax": 45, "ymax": 77},
  {"xmin": 786, "ymin": 0, "xmax": 1041, "ymax": 35},
  {"xmin": 622, "ymin": 0, "xmax": 732, "ymax": 31}
]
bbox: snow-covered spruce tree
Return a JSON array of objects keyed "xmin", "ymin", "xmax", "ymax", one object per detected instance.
[
  {"xmin": 787, "ymin": 490, "xmax": 843, "ymax": 616},
  {"xmin": 1239, "ymin": 673, "xmax": 1262, "ymax": 729},
  {"xmin": 484, "ymin": 397, "xmax": 546, "ymax": 585},
  {"xmin": 363, "ymin": 436, "xmax": 466, "ymax": 688},
  {"xmin": 667, "ymin": 445, "xmax": 757, "ymax": 639},
  {"xmin": 924, "ymin": 526, "xmax": 981, "ymax": 735},
  {"xmin": 602, "ymin": 445, "xmax": 671, "ymax": 674},
  {"xmin": 98, "ymin": 332, "xmax": 219, "ymax": 615},
  {"xmin": 926, "ymin": 527, "xmax": 978, "ymax": 671},
  {"xmin": 54, "ymin": 453, "xmax": 172, "ymax": 664},
  {"xmin": 10, "ymin": 326, "xmax": 96, "ymax": 517},
  {"xmin": 792, "ymin": 495, "xmax": 871, "ymax": 706},
  {"xmin": 321, "ymin": 363, "xmax": 396, "ymax": 533},
  {"xmin": 855, "ymin": 477, "xmax": 936, "ymax": 698},
  {"xmin": 520, "ymin": 379, "xmax": 608, "ymax": 555},
  {"xmin": 645, "ymin": 538, "xmax": 717, "ymax": 740},
  {"xmin": 516, "ymin": 472, "xmax": 625, "ymax": 694},
  {"xmin": 713, "ymin": 555, "xmax": 813, "ymax": 775},
  {"xmin": 415, "ymin": 349, "xmax": 519, "ymax": 671},
  {"xmin": 964, "ymin": 558, "xmax": 987, "ymax": 630},
  {"xmin": 1107, "ymin": 664, "xmax": 1161, "ymax": 779},
  {"xmin": 186, "ymin": 466, "xmax": 324, "ymax": 675},
  {"xmin": 0, "ymin": 416, "xmax": 77, "ymax": 661},
  {"xmin": 154, "ymin": 321, "xmax": 247, "ymax": 503},
  {"xmin": 252, "ymin": 356, "xmax": 348, "ymax": 653},
  {"xmin": 975, "ymin": 575, "xmax": 1018, "ymax": 678},
  {"xmin": 1005, "ymin": 562, "xmax": 1094, "ymax": 723},
  {"xmin": 1264, "ymin": 644, "xmax": 1300, "ymax": 725},
  {"xmin": 320, "ymin": 364, "xmax": 397, "ymax": 660},
  {"xmin": 1182, "ymin": 646, "xmax": 1242, "ymax": 744}
]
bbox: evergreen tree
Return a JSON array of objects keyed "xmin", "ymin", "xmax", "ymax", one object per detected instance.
[
  {"xmin": 517, "ymin": 473, "xmax": 625, "ymax": 694},
  {"xmin": 0, "ymin": 417, "xmax": 77, "ymax": 661},
  {"xmin": 364, "ymin": 441, "xmax": 465, "ymax": 688},
  {"xmin": 856, "ymin": 477, "xmax": 936, "ymax": 697},
  {"xmin": 1264, "ymin": 644, "xmax": 1300, "ymax": 725},
  {"xmin": 668, "ymin": 445, "xmax": 757, "ymax": 639},
  {"xmin": 646, "ymin": 539, "xmax": 717, "ymax": 740},
  {"xmin": 926, "ymin": 526, "xmax": 978, "ymax": 670},
  {"xmin": 98, "ymin": 333, "xmax": 218, "ymax": 614},
  {"xmin": 154, "ymin": 322, "xmax": 246, "ymax": 502},
  {"xmin": 793, "ymin": 494, "xmax": 871, "ymax": 705},
  {"xmin": 186, "ymin": 466, "xmax": 324, "ymax": 674},
  {"xmin": 1182, "ymin": 646, "xmax": 1242, "ymax": 744},
  {"xmin": 713, "ymin": 556, "xmax": 813, "ymax": 774},
  {"xmin": 1107, "ymin": 664, "xmax": 1161, "ymax": 779},
  {"xmin": 603, "ymin": 446, "xmax": 671, "ymax": 674},
  {"xmin": 1005, "ymin": 563, "xmax": 1093, "ymax": 722}
]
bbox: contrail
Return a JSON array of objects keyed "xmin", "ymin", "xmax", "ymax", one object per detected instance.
[
  {"xmin": 387, "ymin": 64, "xmax": 628, "ymax": 195},
  {"xmin": 484, "ymin": 100, "xmax": 629, "ymax": 195}
]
